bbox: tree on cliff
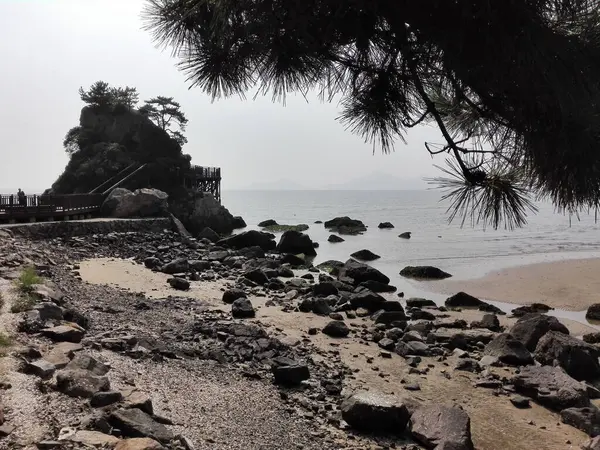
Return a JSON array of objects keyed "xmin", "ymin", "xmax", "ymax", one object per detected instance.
[
  {"xmin": 139, "ymin": 96, "xmax": 188, "ymax": 146},
  {"xmin": 144, "ymin": 0, "xmax": 600, "ymax": 229}
]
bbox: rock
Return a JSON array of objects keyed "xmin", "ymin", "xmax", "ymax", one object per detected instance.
[
  {"xmin": 312, "ymin": 282, "xmax": 338, "ymax": 297},
  {"xmin": 512, "ymin": 365, "xmax": 589, "ymax": 411},
  {"xmin": 161, "ymin": 258, "xmax": 189, "ymax": 274},
  {"xmin": 586, "ymin": 304, "xmax": 600, "ymax": 321},
  {"xmin": 167, "ymin": 277, "xmax": 190, "ymax": 291},
  {"xmin": 243, "ymin": 269, "xmax": 269, "ymax": 285},
  {"xmin": 430, "ymin": 328, "xmax": 496, "ymax": 347},
  {"xmin": 470, "ymin": 314, "xmax": 501, "ymax": 332},
  {"xmin": 115, "ymin": 438, "xmax": 165, "ymax": 450},
  {"xmin": 510, "ymin": 395, "xmax": 531, "ymax": 409},
  {"xmin": 276, "ymin": 230, "xmax": 317, "ymax": 257},
  {"xmin": 322, "ymin": 321, "xmax": 350, "ymax": 338},
  {"xmin": 0, "ymin": 424, "xmax": 13, "ymax": 437},
  {"xmin": 26, "ymin": 359, "xmax": 56, "ymax": 378},
  {"xmin": 400, "ymin": 266, "xmax": 452, "ymax": 280},
  {"xmin": 479, "ymin": 302, "xmax": 506, "ymax": 315},
  {"xmin": 482, "ymin": 334, "xmax": 533, "ymax": 366},
  {"xmin": 231, "ymin": 216, "xmax": 247, "ymax": 229},
  {"xmin": 341, "ymin": 259, "xmax": 390, "ymax": 285},
  {"xmin": 406, "ymin": 298, "xmax": 437, "ymax": 308},
  {"xmin": 42, "ymin": 324, "xmax": 84, "ymax": 343},
  {"xmin": 454, "ymin": 358, "xmax": 481, "ymax": 373},
  {"xmin": 222, "ymin": 289, "xmax": 247, "ymax": 304},
  {"xmin": 107, "ymin": 188, "xmax": 169, "ymax": 218},
  {"xmin": 231, "ymin": 298, "xmax": 255, "ymax": 319},
  {"xmin": 350, "ymin": 290, "xmax": 387, "ymax": 312},
  {"xmin": 560, "ymin": 406, "xmax": 600, "ymax": 436},
  {"xmin": 91, "ymin": 391, "xmax": 123, "ymax": 407},
  {"xmin": 372, "ymin": 309, "xmax": 408, "ymax": 324},
  {"xmin": 100, "ymin": 188, "xmax": 132, "ymax": 215},
  {"xmin": 509, "ymin": 313, "xmax": 569, "ymax": 351},
  {"xmin": 312, "ymin": 298, "xmax": 333, "ymax": 315},
  {"xmin": 316, "ymin": 260, "xmax": 346, "ymax": 276},
  {"xmin": 582, "ymin": 437, "xmax": 600, "ymax": 450},
  {"xmin": 33, "ymin": 302, "xmax": 64, "ymax": 321},
  {"xmin": 58, "ymin": 428, "xmax": 120, "ymax": 447},
  {"xmin": 258, "ymin": 219, "xmax": 278, "ymax": 227},
  {"xmin": 411, "ymin": 309, "xmax": 436, "ymax": 321},
  {"xmin": 350, "ymin": 249, "xmax": 381, "ymax": 262},
  {"xmin": 271, "ymin": 357, "xmax": 310, "ymax": 386},
  {"xmin": 535, "ymin": 331, "xmax": 600, "ymax": 381},
  {"xmin": 445, "ymin": 292, "xmax": 483, "ymax": 307},
  {"xmin": 395, "ymin": 341, "xmax": 430, "ymax": 357},
  {"xmin": 378, "ymin": 338, "xmax": 396, "ymax": 350},
  {"xmin": 197, "ymin": 227, "xmax": 220, "ymax": 243},
  {"xmin": 169, "ymin": 213, "xmax": 191, "ymax": 238},
  {"xmin": 65, "ymin": 354, "xmax": 110, "ymax": 376},
  {"xmin": 584, "ymin": 332, "xmax": 600, "ymax": 344},
  {"xmin": 56, "ymin": 369, "xmax": 110, "ymax": 398},
  {"xmin": 327, "ymin": 234, "xmax": 345, "ymax": 243},
  {"xmin": 359, "ymin": 280, "xmax": 397, "ymax": 293},
  {"xmin": 122, "ymin": 389, "xmax": 154, "ymax": 415},
  {"xmin": 324, "ymin": 217, "xmax": 367, "ymax": 235},
  {"xmin": 144, "ymin": 257, "xmax": 161, "ymax": 269},
  {"xmin": 340, "ymin": 391, "xmax": 409, "ymax": 433},
  {"xmin": 398, "ymin": 232, "xmax": 411, "ymax": 239},
  {"xmin": 172, "ymin": 192, "xmax": 236, "ymax": 234},
  {"xmin": 378, "ymin": 222, "xmax": 395, "ymax": 229},
  {"xmin": 410, "ymin": 404, "xmax": 474, "ymax": 450},
  {"xmin": 44, "ymin": 342, "xmax": 82, "ymax": 369},
  {"xmin": 511, "ymin": 303, "xmax": 553, "ymax": 317},
  {"xmin": 109, "ymin": 408, "xmax": 173, "ymax": 443},
  {"xmin": 217, "ymin": 230, "xmax": 276, "ymax": 251}
]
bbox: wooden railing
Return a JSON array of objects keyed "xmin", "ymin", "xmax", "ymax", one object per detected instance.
[
  {"xmin": 0, "ymin": 193, "xmax": 105, "ymax": 221},
  {"xmin": 190, "ymin": 165, "xmax": 221, "ymax": 180}
]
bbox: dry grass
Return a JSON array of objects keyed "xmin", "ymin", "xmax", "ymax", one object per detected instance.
[
  {"xmin": 15, "ymin": 267, "xmax": 41, "ymax": 295},
  {"xmin": 10, "ymin": 295, "xmax": 36, "ymax": 314}
]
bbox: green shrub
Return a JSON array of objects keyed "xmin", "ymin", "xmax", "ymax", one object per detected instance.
[{"xmin": 15, "ymin": 267, "xmax": 41, "ymax": 295}]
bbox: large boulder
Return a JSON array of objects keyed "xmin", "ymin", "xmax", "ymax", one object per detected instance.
[
  {"xmin": 445, "ymin": 292, "xmax": 483, "ymax": 307},
  {"xmin": 109, "ymin": 408, "xmax": 173, "ymax": 443},
  {"xmin": 276, "ymin": 231, "xmax": 317, "ymax": 256},
  {"xmin": 378, "ymin": 222, "xmax": 395, "ymax": 229},
  {"xmin": 560, "ymin": 406, "xmax": 600, "ymax": 437},
  {"xmin": 410, "ymin": 405, "xmax": 474, "ymax": 450},
  {"xmin": 271, "ymin": 357, "xmax": 310, "ymax": 386},
  {"xmin": 218, "ymin": 230, "xmax": 276, "ymax": 251},
  {"xmin": 512, "ymin": 365, "xmax": 590, "ymax": 411},
  {"xmin": 231, "ymin": 216, "xmax": 247, "ymax": 229},
  {"xmin": 587, "ymin": 304, "xmax": 600, "ymax": 321},
  {"xmin": 482, "ymin": 334, "xmax": 533, "ymax": 366},
  {"xmin": 509, "ymin": 313, "xmax": 569, "ymax": 351},
  {"xmin": 56, "ymin": 369, "xmax": 110, "ymax": 398},
  {"xmin": 172, "ymin": 192, "xmax": 235, "ymax": 234},
  {"xmin": 349, "ymin": 290, "xmax": 387, "ymax": 311},
  {"xmin": 341, "ymin": 391, "xmax": 410, "ymax": 433},
  {"xmin": 400, "ymin": 266, "xmax": 452, "ymax": 280},
  {"xmin": 340, "ymin": 259, "xmax": 390, "ymax": 285},
  {"xmin": 104, "ymin": 188, "xmax": 169, "ymax": 218},
  {"xmin": 534, "ymin": 331, "xmax": 600, "ymax": 381},
  {"xmin": 324, "ymin": 217, "xmax": 367, "ymax": 235}
]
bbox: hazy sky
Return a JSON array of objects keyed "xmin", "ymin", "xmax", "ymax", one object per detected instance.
[{"xmin": 0, "ymin": 0, "xmax": 444, "ymax": 191}]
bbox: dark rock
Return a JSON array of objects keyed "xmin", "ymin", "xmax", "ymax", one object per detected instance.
[
  {"xmin": 429, "ymin": 328, "xmax": 496, "ymax": 347},
  {"xmin": 395, "ymin": 341, "xmax": 430, "ymax": 357},
  {"xmin": 381, "ymin": 300, "xmax": 405, "ymax": 311},
  {"xmin": 41, "ymin": 325, "xmax": 84, "ymax": 343},
  {"xmin": 143, "ymin": 257, "xmax": 161, "ymax": 269},
  {"xmin": 400, "ymin": 266, "xmax": 452, "ymax": 280},
  {"xmin": 243, "ymin": 269, "xmax": 269, "ymax": 285},
  {"xmin": 324, "ymin": 217, "xmax": 367, "ymax": 235},
  {"xmin": 189, "ymin": 260, "xmax": 211, "ymax": 271},
  {"xmin": 483, "ymin": 334, "xmax": 533, "ymax": 366},
  {"xmin": 26, "ymin": 360, "xmax": 56, "ymax": 378},
  {"xmin": 231, "ymin": 298, "xmax": 255, "ymax": 319},
  {"xmin": 479, "ymin": 302, "xmax": 506, "ymax": 315},
  {"xmin": 276, "ymin": 230, "xmax": 317, "ymax": 256},
  {"xmin": 350, "ymin": 249, "xmax": 381, "ymax": 262},
  {"xmin": 512, "ymin": 365, "xmax": 589, "ymax": 411},
  {"xmin": 350, "ymin": 290, "xmax": 386, "ymax": 312},
  {"xmin": 222, "ymin": 289, "xmax": 247, "ymax": 304},
  {"xmin": 278, "ymin": 266, "xmax": 294, "ymax": 278},
  {"xmin": 109, "ymin": 408, "xmax": 173, "ymax": 443},
  {"xmin": 167, "ymin": 277, "xmax": 190, "ymax": 291},
  {"xmin": 341, "ymin": 259, "xmax": 390, "ymax": 285},
  {"xmin": 56, "ymin": 369, "xmax": 110, "ymax": 398},
  {"xmin": 510, "ymin": 395, "xmax": 531, "ymax": 409},
  {"xmin": 327, "ymin": 234, "xmax": 345, "ymax": 243},
  {"xmin": 66, "ymin": 354, "xmax": 110, "ymax": 376},
  {"xmin": 378, "ymin": 338, "xmax": 396, "ymax": 350},
  {"xmin": 160, "ymin": 258, "xmax": 189, "ymax": 274},
  {"xmin": 454, "ymin": 358, "xmax": 481, "ymax": 373},
  {"xmin": 373, "ymin": 309, "xmax": 408, "ymax": 324},
  {"xmin": 406, "ymin": 298, "xmax": 436, "ymax": 308},
  {"xmin": 535, "ymin": 331, "xmax": 600, "ymax": 381},
  {"xmin": 398, "ymin": 232, "xmax": 411, "ymax": 239},
  {"xmin": 34, "ymin": 302, "xmax": 64, "ymax": 322},
  {"xmin": 509, "ymin": 313, "xmax": 569, "ymax": 351},
  {"xmin": 231, "ymin": 216, "xmax": 247, "ymax": 229},
  {"xmin": 218, "ymin": 230, "xmax": 276, "ymax": 251},
  {"xmin": 470, "ymin": 314, "xmax": 501, "ymax": 332},
  {"xmin": 312, "ymin": 282, "xmax": 338, "ymax": 297},
  {"xmin": 91, "ymin": 391, "xmax": 123, "ymax": 408},
  {"xmin": 445, "ymin": 292, "xmax": 483, "ymax": 308},
  {"xmin": 316, "ymin": 260, "xmax": 346, "ymax": 276},
  {"xmin": 410, "ymin": 405, "xmax": 474, "ymax": 450},
  {"xmin": 587, "ymin": 304, "xmax": 600, "ymax": 321},
  {"xmin": 410, "ymin": 309, "xmax": 436, "ymax": 321},
  {"xmin": 197, "ymin": 227, "xmax": 220, "ymax": 243},
  {"xmin": 561, "ymin": 407, "xmax": 600, "ymax": 436},
  {"xmin": 378, "ymin": 222, "xmax": 395, "ymax": 229},
  {"xmin": 359, "ymin": 280, "xmax": 397, "ymax": 293},
  {"xmin": 281, "ymin": 254, "xmax": 306, "ymax": 267},
  {"xmin": 341, "ymin": 391, "xmax": 409, "ymax": 433},
  {"xmin": 511, "ymin": 303, "xmax": 553, "ymax": 317},
  {"xmin": 258, "ymin": 219, "xmax": 278, "ymax": 227},
  {"xmin": 271, "ymin": 357, "xmax": 310, "ymax": 386},
  {"xmin": 322, "ymin": 321, "xmax": 350, "ymax": 338},
  {"xmin": 583, "ymin": 332, "xmax": 600, "ymax": 344}
]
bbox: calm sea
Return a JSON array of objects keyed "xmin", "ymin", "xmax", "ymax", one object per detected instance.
[{"xmin": 223, "ymin": 190, "xmax": 600, "ymax": 316}]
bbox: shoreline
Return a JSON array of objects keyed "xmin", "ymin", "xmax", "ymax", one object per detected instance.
[{"xmin": 426, "ymin": 257, "xmax": 600, "ymax": 311}]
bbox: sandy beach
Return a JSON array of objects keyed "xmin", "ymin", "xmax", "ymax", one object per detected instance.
[{"xmin": 430, "ymin": 257, "xmax": 600, "ymax": 311}]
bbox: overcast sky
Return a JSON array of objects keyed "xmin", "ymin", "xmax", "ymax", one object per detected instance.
[{"xmin": 0, "ymin": 0, "xmax": 444, "ymax": 191}]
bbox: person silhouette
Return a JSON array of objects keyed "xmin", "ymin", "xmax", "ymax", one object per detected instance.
[{"xmin": 17, "ymin": 188, "xmax": 26, "ymax": 207}]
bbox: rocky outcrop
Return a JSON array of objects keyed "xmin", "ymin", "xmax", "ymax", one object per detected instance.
[
  {"xmin": 103, "ymin": 188, "xmax": 169, "ymax": 218},
  {"xmin": 324, "ymin": 217, "xmax": 367, "ymax": 235},
  {"xmin": 399, "ymin": 266, "xmax": 452, "ymax": 279},
  {"xmin": 534, "ymin": 331, "xmax": 600, "ymax": 381},
  {"xmin": 339, "ymin": 259, "xmax": 390, "ymax": 285},
  {"xmin": 171, "ymin": 192, "xmax": 235, "ymax": 235},
  {"xmin": 231, "ymin": 216, "xmax": 247, "ymax": 229},
  {"xmin": 218, "ymin": 230, "xmax": 276, "ymax": 251},
  {"xmin": 276, "ymin": 231, "xmax": 317, "ymax": 256},
  {"xmin": 509, "ymin": 314, "xmax": 569, "ymax": 351}
]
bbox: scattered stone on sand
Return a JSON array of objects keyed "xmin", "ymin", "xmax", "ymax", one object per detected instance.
[
  {"xmin": 378, "ymin": 222, "xmax": 394, "ymax": 229},
  {"xmin": 399, "ymin": 266, "xmax": 452, "ymax": 280},
  {"xmin": 322, "ymin": 321, "xmax": 350, "ymax": 338},
  {"xmin": 327, "ymin": 234, "xmax": 345, "ymax": 243},
  {"xmin": 510, "ymin": 395, "xmax": 531, "ymax": 409},
  {"xmin": 222, "ymin": 288, "xmax": 247, "ymax": 304},
  {"xmin": 56, "ymin": 369, "xmax": 110, "ymax": 398},
  {"xmin": 340, "ymin": 391, "xmax": 409, "ymax": 433},
  {"xmin": 406, "ymin": 298, "xmax": 436, "ymax": 308},
  {"xmin": 586, "ymin": 303, "xmax": 600, "ymax": 321},
  {"xmin": 510, "ymin": 303, "xmax": 553, "ymax": 317},
  {"xmin": 482, "ymin": 334, "xmax": 534, "ymax": 366},
  {"xmin": 109, "ymin": 408, "xmax": 173, "ymax": 443},
  {"xmin": 91, "ymin": 390, "xmax": 124, "ymax": 408},
  {"xmin": 42, "ymin": 324, "xmax": 85, "ymax": 343},
  {"xmin": 534, "ymin": 331, "xmax": 600, "ymax": 381},
  {"xmin": 231, "ymin": 298, "xmax": 256, "ymax": 319},
  {"xmin": 398, "ymin": 232, "xmax": 411, "ymax": 239},
  {"xmin": 410, "ymin": 404, "xmax": 474, "ymax": 450},
  {"xmin": 271, "ymin": 357, "xmax": 310, "ymax": 386},
  {"xmin": 470, "ymin": 313, "xmax": 501, "ymax": 332},
  {"xmin": 350, "ymin": 249, "xmax": 381, "ymax": 262},
  {"xmin": 26, "ymin": 359, "xmax": 56, "ymax": 378},
  {"xmin": 167, "ymin": 277, "xmax": 190, "ymax": 291},
  {"xmin": 445, "ymin": 292, "xmax": 483, "ymax": 308}
]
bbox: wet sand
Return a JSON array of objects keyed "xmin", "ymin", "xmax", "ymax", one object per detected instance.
[{"xmin": 429, "ymin": 257, "xmax": 600, "ymax": 311}]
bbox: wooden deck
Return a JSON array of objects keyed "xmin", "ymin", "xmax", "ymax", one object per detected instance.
[
  {"xmin": 0, "ymin": 194, "xmax": 105, "ymax": 223},
  {"xmin": 184, "ymin": 165, "xmax": 222, "ymax": 202}
]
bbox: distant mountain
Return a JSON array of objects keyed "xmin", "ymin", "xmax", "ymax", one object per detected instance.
[
  {"xmin": 237, "ymin": 179, "xmax": 312, "ymax": 191},
  {"xmin": 324, "ymin": 171, "xmax": 428, "ymax": 190}
]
